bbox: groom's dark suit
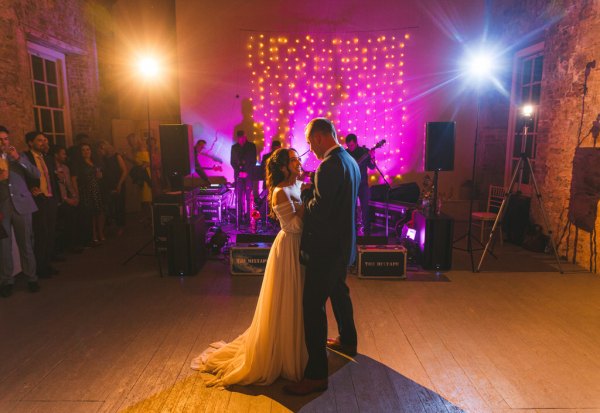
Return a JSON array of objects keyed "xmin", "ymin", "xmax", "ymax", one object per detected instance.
[{"xmin": 300, "ymin": 146, "xmax": 360, "ymax": 380}]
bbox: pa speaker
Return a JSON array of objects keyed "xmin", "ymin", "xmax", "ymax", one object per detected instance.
[
  {"xmin": 414, "ymin": 211, "xmax": 454, "ymax": 271},
  {"xmin": 425, "ymin": 121, "xmax": 455, "ymax": 171},
  {"xmin": 159, "ymin": 124, "xmax": 193, "ymax": 189},
  {"xmin": 167, "ymin": 215, "xmax": 207, "ymax": 276}
]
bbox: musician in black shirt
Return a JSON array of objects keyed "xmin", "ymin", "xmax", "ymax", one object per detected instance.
[
  {"xmin": 346, "ymin": 134, "xmax": 375, "ymax": 235},
  {"xmin": 230, "ymin": 131, "xmax": 257, "ymax": 224}
]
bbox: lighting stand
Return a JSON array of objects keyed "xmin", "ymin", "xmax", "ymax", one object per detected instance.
[
  {"xmin": 476, "ymin": 119, "xmax": 563, "ymax": 273},
  {"xmin": 372, "ymin": 160, "xmax": 391, "ymax": 238},
  {"xmin": 453, "ymin": 97, "xmax": 493, "ymax": 271},
  {"xmin": 122, "ymin": 89, "xmax": 163, "ymax": 276}
]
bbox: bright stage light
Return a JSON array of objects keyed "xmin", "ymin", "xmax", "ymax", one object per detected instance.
[
  {"xmin": 137, "ymin": 56, "xmax": 160, "ymax": 78},
  {"xmin": 468, "ymin": 52, "xmax": 494, "ymax": 78},
  {"xmin": 521, "ymin": 104, "xmax": 534, "ymax": 118}
]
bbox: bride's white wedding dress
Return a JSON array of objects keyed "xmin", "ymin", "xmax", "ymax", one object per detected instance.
[{"xmin": 191, "ymin": 181, "xmax": 308, "ymax": 386}]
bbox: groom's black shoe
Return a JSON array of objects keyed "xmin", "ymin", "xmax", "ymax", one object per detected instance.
[
  {"xmin": 283, "ymin": 378, "xmax": 328, "ymax": 396},
  {"xmin": 326, "ymin": 336, "xmax": 357, "ymax": 357}
]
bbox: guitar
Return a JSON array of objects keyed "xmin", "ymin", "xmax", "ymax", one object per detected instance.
[
  {"xmin": 355, "ymin": 139, "xmax": 386, "ymax": 165},
  {"xmin": 200, "ymin": 164, "xmax": 223, "ymax": 172}
]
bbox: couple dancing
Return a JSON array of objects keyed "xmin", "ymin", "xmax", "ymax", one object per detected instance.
[{"xmin": 191, "ymin": 118, "xmax": 360, "ymax": 395}]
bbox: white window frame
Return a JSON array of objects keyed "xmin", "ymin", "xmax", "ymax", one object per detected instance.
[
  {"xmin": 27, "ymin": 42, "xmax": 72, "ymax": 146},
  {"xmin": 504, "ymin": 42, "xmax": 544, "ymax": 194}
]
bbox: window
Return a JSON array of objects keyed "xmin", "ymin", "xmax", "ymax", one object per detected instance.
[
  {"xmin": 505, "ymin": 43, "xmax": 544, "ymax": 191},
  {"xmin": 28, "ymin": 43, "xmax": 71, "ymax": 147}
]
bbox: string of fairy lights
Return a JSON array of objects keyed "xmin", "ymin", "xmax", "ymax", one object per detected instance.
[{"xmin": 246, "ymin": 31, "xmax": 411, "ymax": 182}]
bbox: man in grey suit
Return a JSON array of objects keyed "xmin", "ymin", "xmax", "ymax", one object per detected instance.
[{"xmin": 0, "ymin": 126, "xmax": 41, "ymax": 297}]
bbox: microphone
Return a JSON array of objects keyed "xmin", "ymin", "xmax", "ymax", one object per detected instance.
[{"xmin": 585, "ymin": 60, "xmax": 596, "ymax": 77}]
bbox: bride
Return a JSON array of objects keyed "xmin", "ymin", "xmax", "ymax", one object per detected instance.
[{"xmin": 191, "ymin": 148, "xmax": 308, "ymax": 386}]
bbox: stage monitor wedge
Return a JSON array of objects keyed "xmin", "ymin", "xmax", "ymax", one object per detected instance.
[{"xmin": 425, "ymin": 121, "xmax": 455, "ymax": 171}]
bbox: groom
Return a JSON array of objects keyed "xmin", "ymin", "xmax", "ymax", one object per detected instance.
[{"xmin": 284, "ymin": 118, "xmax": 360, "ymax": 395}]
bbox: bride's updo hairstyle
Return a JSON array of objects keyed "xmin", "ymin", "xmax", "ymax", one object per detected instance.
[{"xmin": 266, "ymin": 147, "xmax": 295, "ymax": 219}]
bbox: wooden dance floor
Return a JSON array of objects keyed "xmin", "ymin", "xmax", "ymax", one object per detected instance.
[{"xmin": 0, "ymin": 220, "xmax": 599, "ymax": 413}]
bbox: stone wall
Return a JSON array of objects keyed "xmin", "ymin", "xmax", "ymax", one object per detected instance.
[
  {"xmin": 0, "ymin": 0, "xmax": 105, "ymax": 148},
  {"xmin": 489, "ymin": 0, "xmax": 600, "ymax": 272}
]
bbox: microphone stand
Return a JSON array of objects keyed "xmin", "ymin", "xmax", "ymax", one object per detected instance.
[{"xmin": 372, "ymin": 160, "xmax": 391, "ymax": 238}]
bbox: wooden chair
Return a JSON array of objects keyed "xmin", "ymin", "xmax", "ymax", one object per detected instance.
[{"xmin": 472, "ymin": 185, "xmax": 506, "ymax": 245}]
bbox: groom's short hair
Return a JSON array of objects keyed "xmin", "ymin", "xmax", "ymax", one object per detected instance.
[{"xmin": 306, "ymin": 118, "xmax": 336, "ymax": 139}]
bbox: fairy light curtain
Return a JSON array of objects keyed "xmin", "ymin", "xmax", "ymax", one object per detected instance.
[{"xmin": 245, "ymin": 31, "xmax": 413, "ymax": 181}]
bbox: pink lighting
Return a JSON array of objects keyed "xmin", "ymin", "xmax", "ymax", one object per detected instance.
[{"xmin": 246, "ymin": 32, "xmax": 414, "ymax": 178}]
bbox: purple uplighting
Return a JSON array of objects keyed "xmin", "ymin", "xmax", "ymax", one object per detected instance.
[{"xmin": 247, "ymin": 32, "xmax": 414, "ymax": 181}]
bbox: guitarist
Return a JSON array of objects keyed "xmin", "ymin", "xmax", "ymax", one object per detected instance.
[{"xmin": 345, "ymin": 134, "xmax": 375, "ymax": 235}]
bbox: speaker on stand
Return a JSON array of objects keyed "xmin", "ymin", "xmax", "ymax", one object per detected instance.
[
  {"xmin": 419, "ymin": 121, "xmax": 455, "ymax": 271},
  {"xmin": 159, "ymin": 124, "xmax": 194, "ymax": 190}
]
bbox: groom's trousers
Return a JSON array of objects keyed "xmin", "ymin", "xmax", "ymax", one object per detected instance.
[{"xmin": 303, "ymin": 256, "xmax": 357, "ymax": 379}]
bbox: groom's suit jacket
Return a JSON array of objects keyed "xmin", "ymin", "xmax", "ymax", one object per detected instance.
[{"xmin": 300, "ymin": 146, "xmax": 360, "ymax": 266}]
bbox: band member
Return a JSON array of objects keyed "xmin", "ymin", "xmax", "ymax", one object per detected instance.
[
  {"xmin": 230, "ymin": 131, "xmax": 257, "ymax": 224},
  {"xmin": 260, "ymin": 140, "xmax": 282, "ymax": 184},
  {"xmin": 194, "ymin": 140, "xmax": 211, "ymax": 186},
  {"xmin": 345, "ymin": 134, "xmax": 375, "ymax": 235}
]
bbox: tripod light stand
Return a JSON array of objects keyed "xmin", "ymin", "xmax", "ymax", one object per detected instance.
[
  {"xmin": 122, "ymin": 55, "xmax": 163, "ymax": 275},
  {"xmin": 477, "ymin": 105, "xmax": 563, "ymax": 273},
  {"xmin": 453, "ymin": 97, "xmax": 488, "ymax": 271}
]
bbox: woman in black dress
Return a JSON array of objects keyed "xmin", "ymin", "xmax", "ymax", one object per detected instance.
[
  {"xmin": 98, "ymin": 141, "xmax": 127, "ymax": 236},
  {"xmin": 71, "ymin": 143, "xmax": 104, "ymax": 245}
]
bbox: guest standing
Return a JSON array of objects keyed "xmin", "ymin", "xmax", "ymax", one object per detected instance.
[
  {"xmin": 24, "ymin": 131, "xmax": 60, "ymax": 278},
  {"xmin": 0, "ymin": 126, "xmax": 40, "ymax": 297},
  {"xmin": 98, "ymin": 141, "xmax": 127, "ymax": 236},
  {"xmin": 72, "ymin": 143, "xmax": 104, "ymax": 246}
]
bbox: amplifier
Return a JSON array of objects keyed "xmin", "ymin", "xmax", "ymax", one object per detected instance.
[
  {"xmin": 369, "ymin": 200, "xmax": 414, "ymax": 230},
  {"xmin": 152, "ymin": 190, "xmax": 199, "ymax": 250},
  {"xmin": 357, "ymin": 245, "xmax": 407, "ymax": 279},
  {"xmin": 230, "ymin": 243, "xmax": 272, "ymax": 275}
]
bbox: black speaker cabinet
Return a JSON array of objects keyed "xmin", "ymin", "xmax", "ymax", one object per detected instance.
[
  {"xmin": 425, "ymin": 121, "xmax": 455, "ymax": 171},
  {"xmin": 159, "ymin": 124, "xmax": 194, "ymax": 189},
  {"xmin": 152, "ymin": 190, "xmax": 199, "ymax": 250},
  {"xmin": 414, "ymin": 211, "xmax": 454, "ymax": 271},
  {"xmin": 167, "ymin": 215, "xmax": 207, "ymax": 276},
  {"xmin": 503, "ymin": 194, "xmax": 531, "ymax": 245}
]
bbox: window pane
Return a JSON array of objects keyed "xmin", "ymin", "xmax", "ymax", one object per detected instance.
[
  {"xmin": 521, "ymin": 86, "xmax": 530, "ymax": 102},
  {"xmin": 533, "ymin": 56, "xmax": 543, "ymax": 82},
  {"xmin": 48, "ymin": 86, "xmax": 59, "ymax": 108},
  {"xmin": 524, "ymin": 134, "xmax": 534, "ymax": 157},
  {"xmin": 33, "ymin": 108, "xmax": 40, "ymax": 130},
  {"xmin": 55, "ymin": 134, "xmax": 66, "ymax": 147},
  {"xmin": 513, "ymin": 133, "xmax": 522, "ymax": 157},
  {"xmin": 521, "ymin": 59, "xmax": 532, "ymax": 84},
  {"xmin": 53, "ymin": 110, "xmax": 65, "ymax": 133},
  {"xmin": 45, "ymin": 60, "xmax": 57, "ymax": 84},
  {"xmin": 41, "ymin": 109, "xmax": 53, "ymax": 132},
  {"xmin": 34, "ymin": 82, "xmax": 47, "ymax": 106},
  {"xmin": 45, "ymin": 134, "xmax": 55, "ymax": 146},
  {"xmin": 31, "ymin": 55, "xmax": 44, "ymax": 81},
  {"xmin": 531, "ymin": 84, "xmax": 541, "ymax": 103}
]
